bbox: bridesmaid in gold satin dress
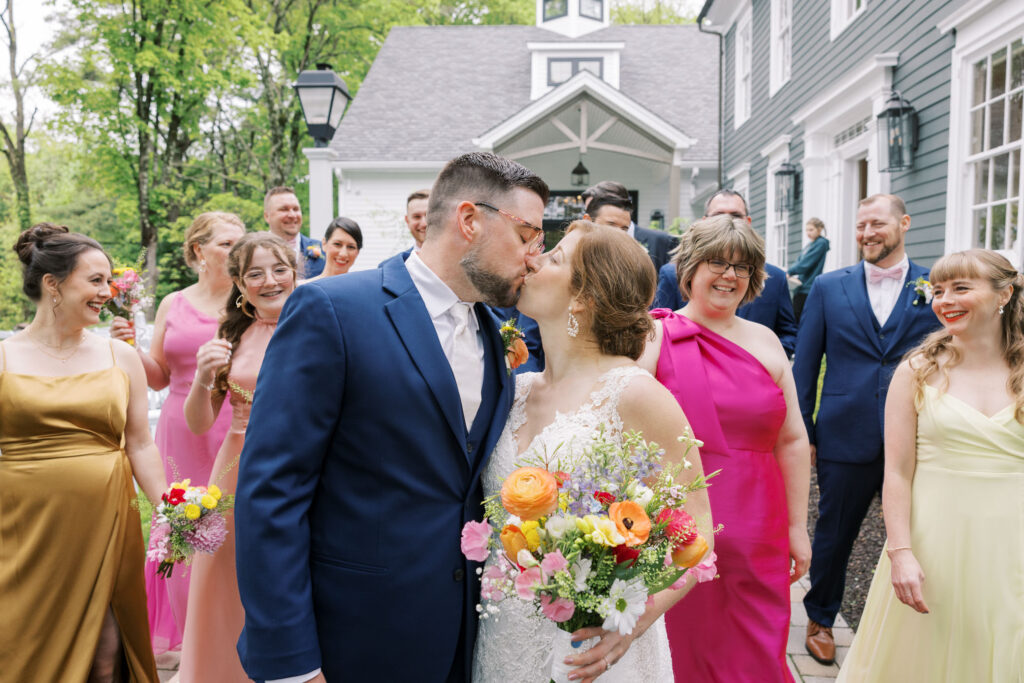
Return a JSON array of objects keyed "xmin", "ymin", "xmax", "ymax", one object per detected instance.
[{"xmin": 0, "ymin": 224, "xmax": 166, "ymax": 682}]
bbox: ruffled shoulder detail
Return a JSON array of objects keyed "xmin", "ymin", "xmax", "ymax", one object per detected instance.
[{"xmin": 651, "ymin": 308, "xmax": 701, "ymax": 342}]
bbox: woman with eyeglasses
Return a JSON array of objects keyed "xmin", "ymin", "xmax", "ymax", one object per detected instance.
[
  {"xmin": 639, "ymin": 214, "xmax": 812, "ymax": 683},
  {"xmin": 174, "ymin": 233, "xmax": 297, "ymax": 681}
]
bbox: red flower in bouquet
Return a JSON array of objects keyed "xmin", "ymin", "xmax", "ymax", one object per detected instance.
[
  {"xmin": 612, "ymin": 544, "xmax": 641, "ymax": 567},
  {"xmin": 165, "ymin": 488, "xmax": 186, "ymax": 506},
  {"xmin": 593, "ymin": 491, "xmax": 616, "ymax": 506},
  {"xmin": 657, "ymin": 507, "xmax": 698, "ymax": 546}
]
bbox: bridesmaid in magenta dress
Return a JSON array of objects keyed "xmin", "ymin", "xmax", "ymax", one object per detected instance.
[
  {"xmin": 110, "ymin": 212, "xmax": 245, "ymax": 654},
  {"xmin": 176, "ymin": 233, "xmax": 296, "ymax": 681},
  {"xmin": 639, "ymin": 214, "xmax": 811, "ymax": 683}
]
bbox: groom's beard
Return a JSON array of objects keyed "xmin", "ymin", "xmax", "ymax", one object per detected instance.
[{"xmin": 460, "ymin": 248, "xmax": 521, "ymax": 308}]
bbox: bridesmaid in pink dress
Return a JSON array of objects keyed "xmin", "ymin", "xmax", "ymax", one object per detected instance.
[
  {"xmin": 176, "ymin": 233, "xmax": 297, "ymax": 682},
  {"xmin": 639, "ymin": 214, "xmax": 811, "ymax": 683},
  {"xmin": 110, "ymin": 212, "xmax": 245, "ymax": 655}
]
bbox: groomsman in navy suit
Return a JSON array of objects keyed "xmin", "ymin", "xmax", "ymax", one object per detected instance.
[
  {"xmin": 235, "ymin": 153, "xmax": 548, "ymax": 682},
  {"xmin": 264, "ymin": 186, "xmax": 325, "ymax": 278},
  {"xmin": 583, "ymin": 181, "xmax": 679, "ymax": 271},
  {"xmin": 795, "ymin": 194, "xmax": 941, "ymax": 665},
  {"xmin": 653, "ymin": 189, "xmax": 798, "ymax": 356}
]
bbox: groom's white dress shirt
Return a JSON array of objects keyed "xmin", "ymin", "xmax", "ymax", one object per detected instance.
[{"xmin": 268, "ymin": 254, "xmax": 484, "ymax": 683}]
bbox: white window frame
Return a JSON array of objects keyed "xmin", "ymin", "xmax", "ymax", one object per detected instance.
[
  {"xmin": 726, "ymin": 163, "xmax": 751, "ymax": 214},
  {"xmin": 761, "ymin": 136, "xmax": 792, "ymax": 268},
  {"xmin": 941, "ymin": 0, "xmax": 1024, "ymax": 268},
  {"xmin": 734, "ymin": 5, "xmax": 753, "ymax": 129},
  {"xmin": 830, "ymin": 0, "xmax": 867, "ymax": 41},
  {"xmin": 769, "ymin": 0, "xmax": 792, "ymax": 96}
]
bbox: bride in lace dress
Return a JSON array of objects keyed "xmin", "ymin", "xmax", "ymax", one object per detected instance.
[{"xmin": 472, "ymin": 221, "xmax": 713, "ymax": 683}]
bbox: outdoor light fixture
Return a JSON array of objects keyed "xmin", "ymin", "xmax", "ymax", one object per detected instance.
[
  {"xmin": 877, "ymin": 90, "xmax": 919, "ymax": 172},
  {"xmin": 293, "ymin": 64, "xmax": 352, "ymax": 147},
  {"xmin": 774, "ymin": 162, "xmax": 800, "ymax": 214},
  {"xmin": 571, "ymin": 158, "xmax": 590, "ymax": 187},
  {"xmin": 650, "ymin": 209, "xmax": 665, "ymax": 230}
]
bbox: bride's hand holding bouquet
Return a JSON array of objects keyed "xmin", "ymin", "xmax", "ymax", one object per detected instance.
[{"xmin": 461, "ymin": 427, "xmax": 717, "ymax": 683}]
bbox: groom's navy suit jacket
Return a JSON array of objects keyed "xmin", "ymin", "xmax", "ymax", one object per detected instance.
[
  {"xmin": 792, "ymin": 260, "xmax": 940, "ymax": 463},
  {"xmin": 234, "ymin": 253, "xmax": 514, "ymax": 682}
]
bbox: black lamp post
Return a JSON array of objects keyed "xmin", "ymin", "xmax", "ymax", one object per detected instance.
[
  {"xmin": 877, "ymin": 90, "xmax": 919, "ymax": 172},
  {"xmin": 293, "ymin": 64, "xmax": 352, "ymax": 147},
  {"xmin": 774, "ymin": 162, "xmax": 800, "ymax": 214},
  {"xmin": 650, "ymin": 209, "xmax": 665, "ymax": 230},
  {"xmin": 571, "ymin": 158, "xmax": 590, "ymax": 187}
]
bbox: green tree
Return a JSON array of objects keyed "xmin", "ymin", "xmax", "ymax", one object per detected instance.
[
  {"xmin": 611, "ymin": 0, "xmax": 695, "ymax": 24},
  {"xmin": 0, "ymin": 0, "xmax": 39, "ymax": 232}
]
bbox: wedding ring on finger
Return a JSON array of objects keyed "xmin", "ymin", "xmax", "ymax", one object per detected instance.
[{"xmin": 603, "ymin": 656, "xmax": 611, "ymax": 672}]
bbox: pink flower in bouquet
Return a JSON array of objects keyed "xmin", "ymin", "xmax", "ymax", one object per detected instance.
[
  {"xmin": 515, "ymin": 566, "xmax": 545, "ymax": 600},
  {"xmin": 657, "ymin": 507, "xmax": 698, "ymax": 547},
  {"xmin": 540, "ymin": 549, "xmax": 568, "ymax": 576},
  {"xmin": 147, "ymin": 522, "xmax": 170, "ymax": 563},
  {"xmin": 460, "ymin": 519, "xmax": 492, "ymax": 562},
  {"xmin": 540, "ymin": 594, "xmax": 575, "ymax": 623},
  {"xmin": 184, "ymin": 512, "xmax": 227, "ymax": 554},
  {"xmin": 481, "ymin": 565, "xmax": 507, "ymax": 601},
  {"xmin": 690, "ymin": 551, "xmax": 718, "ymax": 584}
]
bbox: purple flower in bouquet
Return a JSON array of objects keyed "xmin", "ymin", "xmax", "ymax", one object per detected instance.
[{"xmin": 184, "ymin": 512, "xmax": 228, "ymax": 554}]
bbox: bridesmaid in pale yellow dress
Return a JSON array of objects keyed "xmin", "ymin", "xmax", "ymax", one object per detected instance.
[
  {"xmin": 0, "ymin": 224, "xmax": 166, "ymax": 681},
  {"xmin": 838, "ymin": 249, "xmax": 1024, "ymax": 682},
  {"xmin": 173, "ymin": 233, "xmax": 297, "ymax": 682}
]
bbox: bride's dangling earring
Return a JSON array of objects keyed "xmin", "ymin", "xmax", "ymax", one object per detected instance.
[{"xmin": 567, "ymin": 308, "xmax": 579, "ymax": 338}]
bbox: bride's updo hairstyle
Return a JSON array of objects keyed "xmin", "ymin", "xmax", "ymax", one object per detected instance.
[
  {"xmin": 14, "ymin": 223, "xmax": 109, "ymax": 301},
  {"xmin": 672, "ymin": 214, "xmax": 766, "ymax": 306},
  {"xmin": 566, "ymin": 220, "xmax": 656, "ymax": 360},
  {"xmin": 908, "ymin": 249, "xmax": 1024, "ymax": 423}
]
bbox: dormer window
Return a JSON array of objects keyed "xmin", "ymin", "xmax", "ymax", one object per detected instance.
[
  {"xmin": 544, "ymin": 0, "xmax": 568, "ymax": 21},
  {"xmin": 548, "ymin": 57, "xmax": 603, "ymax": 86},
  {"xmin": 580, "ymin": 0, "xmax": 603, "ymax": 21}
]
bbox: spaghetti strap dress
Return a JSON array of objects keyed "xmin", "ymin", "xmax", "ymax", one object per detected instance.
[{"xmin": 0, "ymin": 341, "xmax": 159, "ymax": 682}]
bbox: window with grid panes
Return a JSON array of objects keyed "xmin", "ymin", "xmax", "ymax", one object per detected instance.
[
  {"xmin": 734, "ymin": 9, "xmax": 752, "ymax": 127},
  {"xmin": 968, "ymin": 38, "xmax": 1023, "ymax": 251}
]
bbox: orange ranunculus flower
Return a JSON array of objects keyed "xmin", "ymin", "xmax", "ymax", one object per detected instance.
[
  {"xmin": 609, "ymin": 501, "xmax": 651, "ymax": 546},
  {"xmin": 671, "ymin": 534, "xmax": 710, "ymax": 568},
  {"xmin": 500, "ymin": 467, "xmax": 559, "ymax": 521},
  {"xmin": 506, "ymin": 337, "xmax": 529, "ymax": 370},
  {"xmin": 500, "ymin": 524, "xmax": 528, "ymax": 561}
]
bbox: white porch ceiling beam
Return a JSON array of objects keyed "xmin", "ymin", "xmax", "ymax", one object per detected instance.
[
  {"xmin": 580, "ymin": 101, "xmax": 589, "ymax": 154},
  {"xmin": 505, "ymin": 141, "xmax": 582, "ymax": 160},
  {"xmin": 587, "ymin": 116, "xmax": 618, "ymax": 145},
  {"xmin": 588, "ymin": 140, "xmax": 672, "ymax": 163},
  {"xmin": 550, "ymin": 117, "xmax": 580, "ymax": 144}
]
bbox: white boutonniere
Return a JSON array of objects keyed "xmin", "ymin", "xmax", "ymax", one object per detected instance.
[{"xmin": 908, "ymin": 276, "xmax": 932, "ymax": 305}]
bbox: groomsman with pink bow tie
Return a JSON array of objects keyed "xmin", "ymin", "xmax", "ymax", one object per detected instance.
[{"xmin": 792, "ymin": 194, "xmax": 941, "ymax": 666}]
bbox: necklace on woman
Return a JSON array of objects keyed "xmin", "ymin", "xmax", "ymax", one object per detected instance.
[{"xmin": 30, "ymin": 331, "xmax": 86, "ymax": 364}]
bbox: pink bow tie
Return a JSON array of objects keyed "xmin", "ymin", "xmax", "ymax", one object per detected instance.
[{"xmin": 868, "ymin": 266, "xmax": 903, "ymax": 285}]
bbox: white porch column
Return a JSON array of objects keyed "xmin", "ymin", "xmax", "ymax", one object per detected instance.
[
  {"xmin": 668, "ymin": 150, "xmax": 684, "ymax": 222},
  {"xmin": 303, "ymin": 147, "xmax": 337, "ymax": 241}
]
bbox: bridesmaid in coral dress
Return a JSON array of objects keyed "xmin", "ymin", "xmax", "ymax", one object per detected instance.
[
  {"xmin": 639, "ymin": 214, "xmax": 811, "ymax": 683},
  {"xmin": 111, "ymin": 212, "xmax": 245, "ymax": 654},
  {"xmin": 175, "ymin": 233, "xmax": 297, "ymax": 682}
]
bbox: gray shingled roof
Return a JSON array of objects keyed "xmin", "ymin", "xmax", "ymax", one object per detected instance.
[{"xmin": 331, "ymin": 24, "xmax": 719, "ymax": 163}]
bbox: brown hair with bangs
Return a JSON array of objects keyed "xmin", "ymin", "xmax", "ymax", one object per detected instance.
[
  {"xmin": 672, "ymin": 214, "xmax": 767, "ymax": 306},
  {"xmin": 566, "ymin": 220, "xmax": 656, "ymax": 360},
  {"xmin": 907, "ymin": 249, "xmax": 1024, "ymax": 423}
]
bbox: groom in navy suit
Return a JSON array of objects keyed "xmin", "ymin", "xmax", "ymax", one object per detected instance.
[
  {"xmin": 794, "ymin": 194, "xmax": 941, "ymax": 664},
  {"xmin": 234, "ymin": 153, "xmax": 549, "ymax": 682}
]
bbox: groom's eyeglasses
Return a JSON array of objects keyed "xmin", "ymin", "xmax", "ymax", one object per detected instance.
[{"xmin": 474, "ymin": 202, "xmax": 546, "ymax": 255}]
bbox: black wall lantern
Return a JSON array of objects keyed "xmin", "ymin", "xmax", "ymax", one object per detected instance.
[
  {"xmin": 293, "ymin": 64, "xmax": 352, "ymax": 147},
  {"xmin": 877, "ymin": 90, "xmax": 919, "ymax": 172},
  {"xmin": 774, "ymin": 162, "xmax": 800, "ymax": 214},
  {"xmin": 571, "ymin": 158, "xmax": 590, "ymax": 187}
]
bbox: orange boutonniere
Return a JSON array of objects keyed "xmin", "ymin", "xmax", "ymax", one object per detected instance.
[
  {"xmin": 306, "ymin": 244, "xmax": 323, "ymax": 259},
  {"xmin": 500, "ymin": 319, "xmax": 529, "ymax": 375}
]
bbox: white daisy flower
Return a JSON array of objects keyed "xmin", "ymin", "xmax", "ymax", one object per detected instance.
[{"xmin": 598, "ymin": 577, "xmax": 648, "ymax": 636}]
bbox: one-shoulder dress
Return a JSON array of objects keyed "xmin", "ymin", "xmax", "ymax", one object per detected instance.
[{"xmin": 0, "ymin": 342, "xmax": 159, "ymax": 681}]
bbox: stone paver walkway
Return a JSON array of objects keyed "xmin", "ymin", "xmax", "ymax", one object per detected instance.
[{"xmin": 157, "ymin": 576, "xmax": 853, "ymax": 681}]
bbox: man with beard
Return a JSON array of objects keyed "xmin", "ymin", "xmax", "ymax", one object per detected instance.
[
  {"xmin": 234, "ymin": 152, "xmax": 548, "ymax": 683},
  {"xmin": 793, "ymin": 193, "xmax": 940, "ymax": 665}
]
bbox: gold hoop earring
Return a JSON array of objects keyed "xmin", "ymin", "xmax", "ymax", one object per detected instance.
[{"xmin": 236, "ymin": 294, "xmax": 254, "ymax": 319}]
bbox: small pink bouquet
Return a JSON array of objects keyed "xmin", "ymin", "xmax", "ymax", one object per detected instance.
[
  {"xmin": 147, "ymin": 480, "xmax": 234, "ymax": 578},
  {"xmin": 460, "ymin": 427, "xmax": 718, "ymax": 682},
  {"xmin": 103, "ymin": 266, "xmax": 153, "ymax": 345}
]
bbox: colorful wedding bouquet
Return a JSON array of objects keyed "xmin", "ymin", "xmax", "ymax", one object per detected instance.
[
  {"xmin": 103, "ymin": 266, "xmax": 153, "ymax": 345},
  {"xmin": 460, "ymin": 427, "xmax": 717, "ymax": 681},
  {"xmin": 147, "ymin": 480, "xmax": 234, "ymax": 578}
]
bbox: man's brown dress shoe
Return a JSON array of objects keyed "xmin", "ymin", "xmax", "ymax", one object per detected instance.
[{"xmin": 805, "ymin": 620, "xmax": 835, "ymax": 665}]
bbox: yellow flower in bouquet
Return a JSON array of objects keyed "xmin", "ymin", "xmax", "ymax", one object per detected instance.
[
  {"xmin": 201, "ymin": 494, "xmax": 218, "ymax": 509},
  {"xmin": 184, "ymin": 504, "xmax": 201, "ymax": 520},
  {"xmin": 520, "ymin": 520, "xmax": 542, "ymax": 551},
  {"xmin": 208, "ymin": 485, "xmax": 222, "ymax": 500},
  {"xmin": 576, "ymin": 515, "xmax": 625, "ymax": 547}
]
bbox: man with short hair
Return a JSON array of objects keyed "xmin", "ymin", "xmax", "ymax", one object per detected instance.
[
  {"xmin": 795, "ymin": 194, "xmax": 941, "ymax": 665},
  {"xmin": 236, "ymin": 152, "xmax": 549, "ymax": 683},
  {"xmin": 653, "ymin": 189, "xmax": 798, "ymax": 356},
  {"xmin": 405, "ymin": 189, "xmax": 430, "ymax": 250},
  {"xmin": 583, "ymin": 181, "xmax": 678, "ymax": 271},
  {"xmin": 264, "ymin": 186, "xmax": 325, "ymax": 278}
]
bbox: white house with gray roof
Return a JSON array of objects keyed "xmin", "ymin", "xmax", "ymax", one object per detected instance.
[{"xmin": 312, "ymin": 0, "xmax": 720, "ymax": 270}]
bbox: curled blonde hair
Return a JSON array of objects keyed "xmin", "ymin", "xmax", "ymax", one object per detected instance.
[
  {"xmin": 672, "ymin": 214, "xmax": 766, "ymax": 306},
  {"xmin": 183, "ymin": 212, "xmax": 245, "ymax": 270},
  {"xmin": 907, "ymin": 249, "xmax": 1024, "ymax": 422}
]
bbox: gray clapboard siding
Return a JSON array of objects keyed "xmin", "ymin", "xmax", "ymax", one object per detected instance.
[{"xmin": 719, "ymin": 0, "xmax": 954, "ymax": 267}]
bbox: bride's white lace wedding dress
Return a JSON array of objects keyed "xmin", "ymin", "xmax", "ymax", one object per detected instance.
[{"xmin": 471, "ymin": 366, "xmax": 675, "ymax": 683}]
